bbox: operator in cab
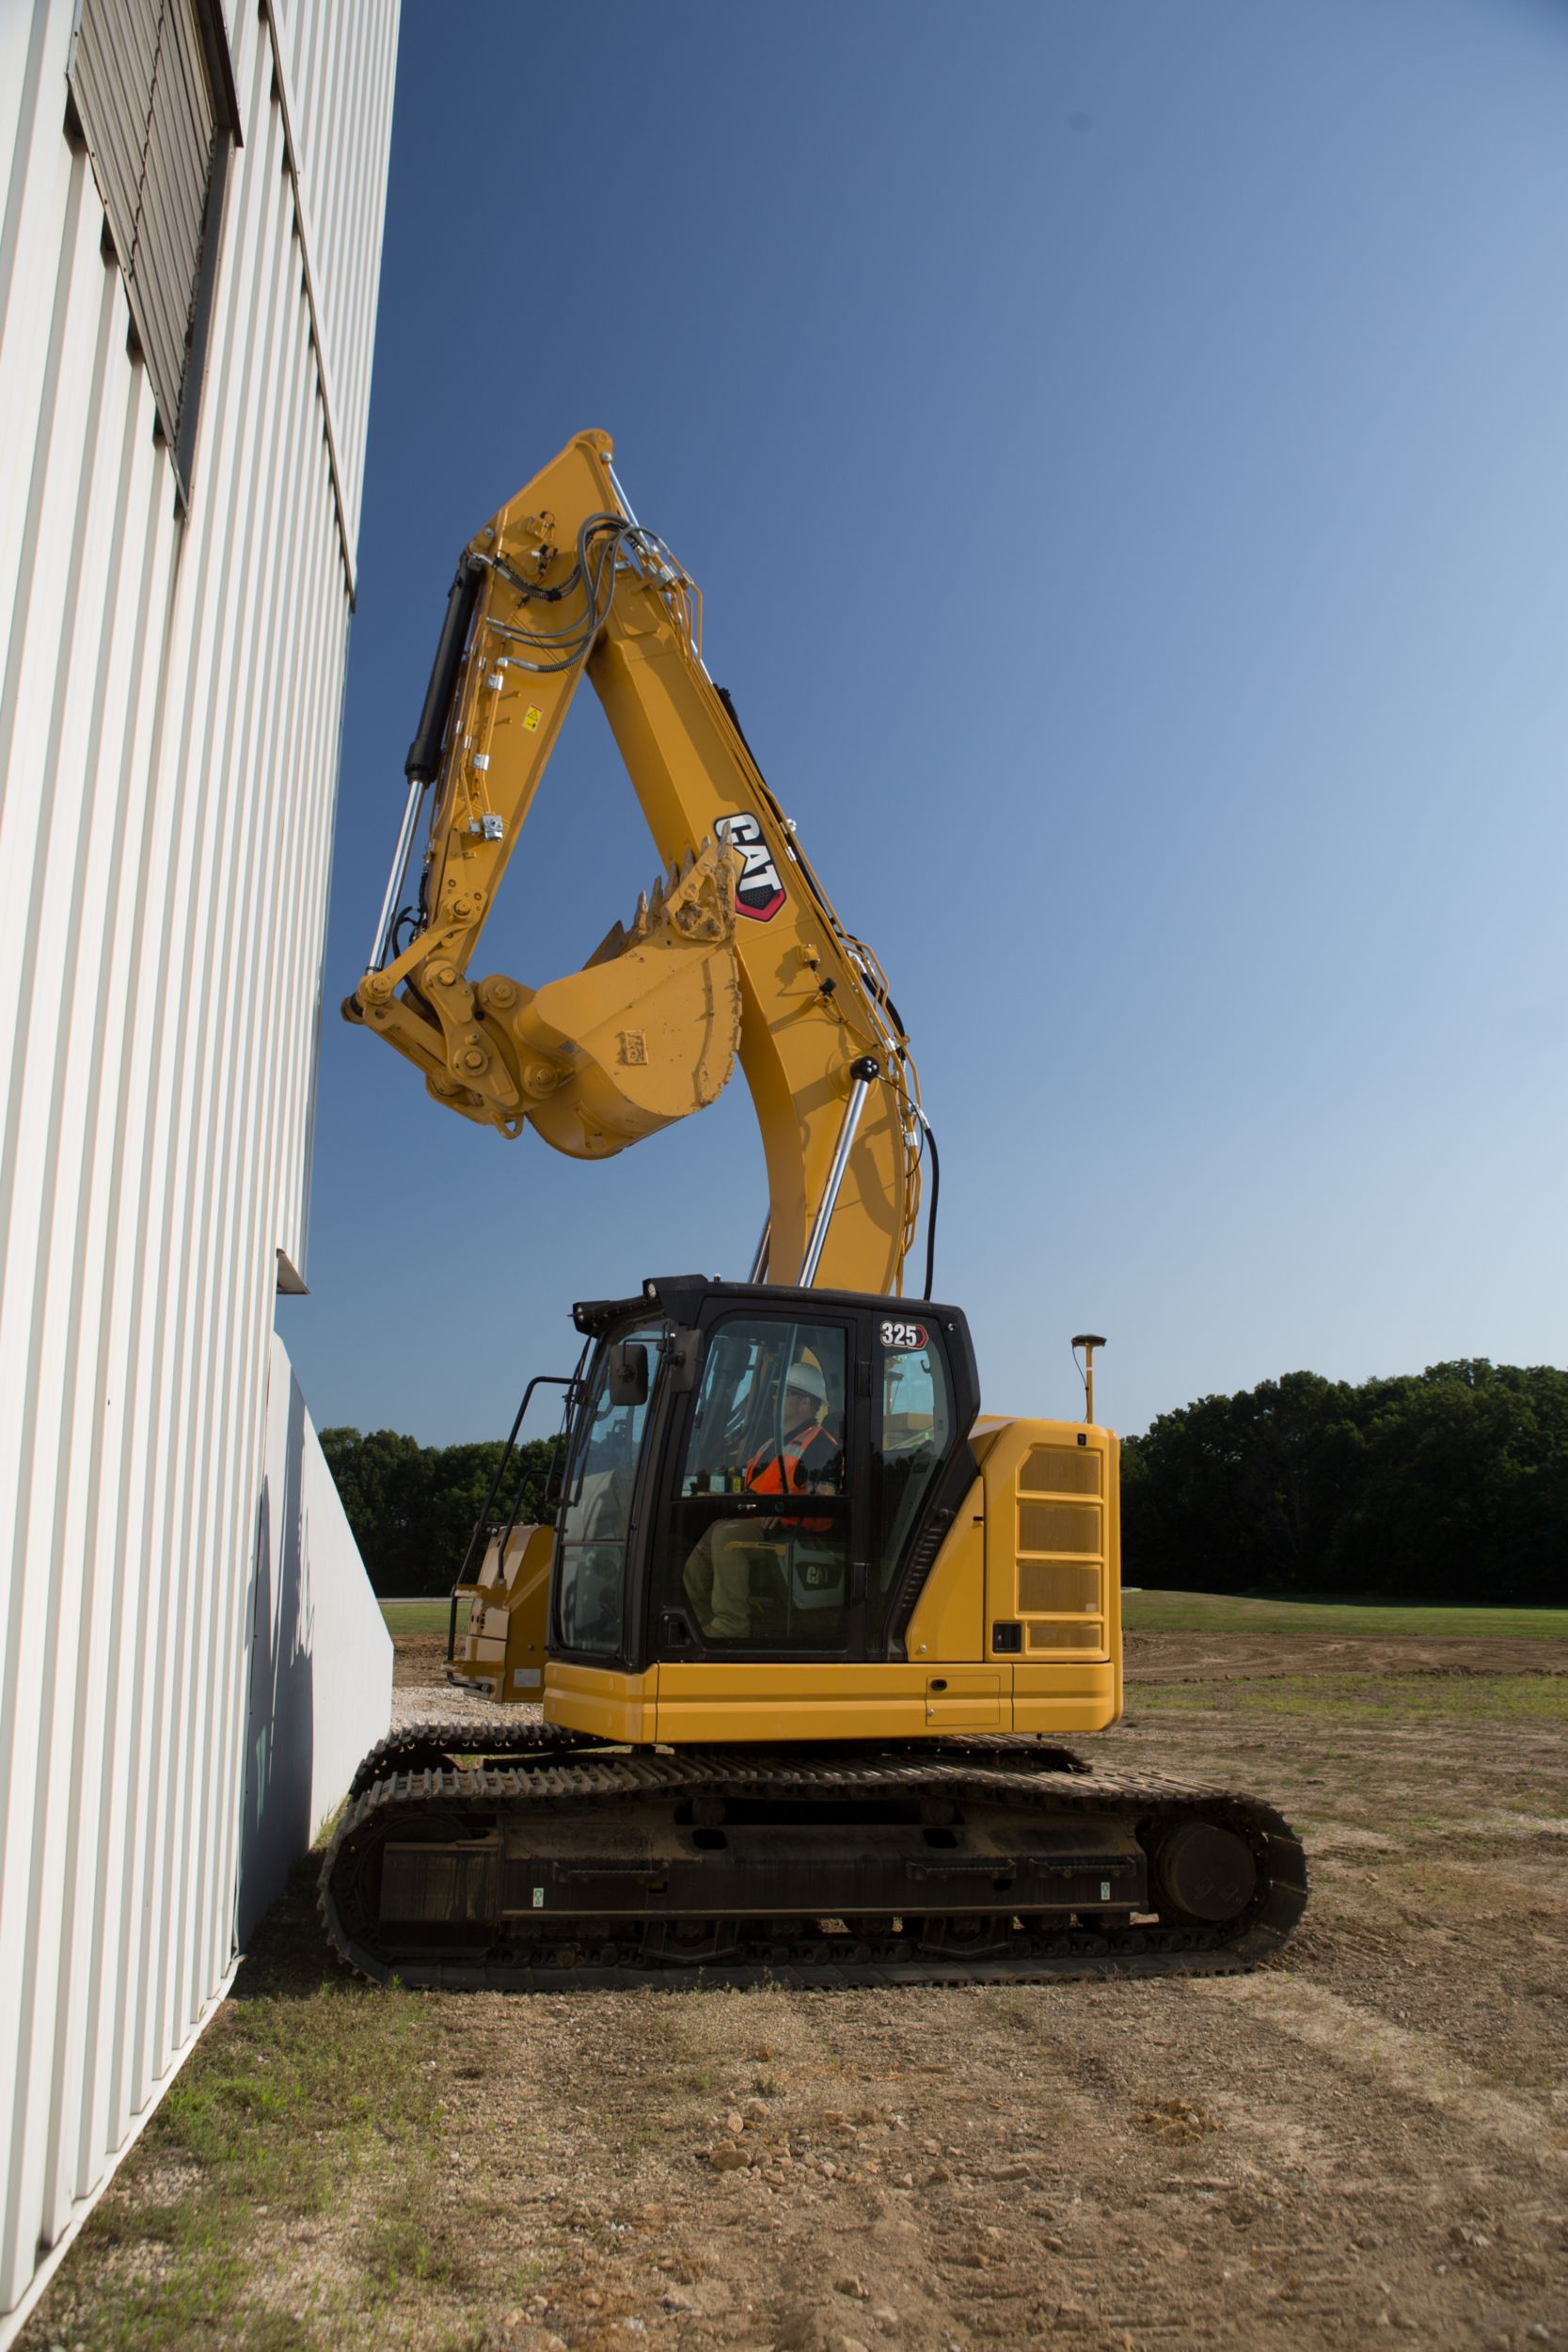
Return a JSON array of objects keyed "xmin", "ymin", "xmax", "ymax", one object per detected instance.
[{"xmin": 682, "ymin": 1357, "xmax": 841, "ymax": 1640}]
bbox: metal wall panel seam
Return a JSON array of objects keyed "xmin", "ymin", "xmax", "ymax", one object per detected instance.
[
  {"xmin": 221, "ymin": 324, "xmax": 332, "ymax": 1324},
  {"xmin": 0, "ymin": 8, "xmax": 44, "ymax": 221},
  {"xmin": 160, "ymin": 109, "xmax": 300, "ymax": 2023},
  {"xmin": 199, "ymin": 413, "xmax": 344, "ymax": 1994},
  {"xmin": 95, "ymin": 469, "xmax": 186, "ymax": 2161},
  {"xmin": 102, "ymin": 1, "xmax": 267, "ymax": 2135},
  {"xmin": 278, "ymin": 514, "xmax": 348, "ymax": 1263},
  {"xmin": 182, "ymin": 109, "xmax": 327, "ymax": 2012},
  {"xmin": 268, "ymin": 496, "xmax": 344, "ymax": 1272},
  {"xmin": 0, "ymin": 105, "xmax": 87, "ymax": 846},
  {"xmin": 0, "ymin": 177, "xmax": 130, "ymax": 2310},
  {"xmin": 210, "ymin": 408, "xmax": 334, "ymax": 1946},
  {"xmin": 257, "ymin": 0, "xmax": 357, "ymax": 595},
  {"xmin": 133, "ymin": 8, "xmax": 295, "ymax": 2079},
  {"xmin": 313, "ymin": 1, "xmax": 354, "ymax": 418},
  {"xmin": 184, "ymin": 427, "xmax": 321, "ymax": 2003},
  {"xmin": 327, "ymin": 17, "xmax": 387, "ymax": 523},
  {"xmin": 217, "ymin": 190, "xmax": 328, "ymax": 1351},
  {"xmin": 0, "ymin": 4, "xmax": 60, "ymax": 369},
  {"xmin": 338, "ymin": 1, "xmax": 398, "ymax": 541},
  {"xmin": 261, "ymin": 487, "xmax": 337, "ymax": 1264},
  {"xmin": 135, "ymin": 77, "xmax": 289, "ymax": 2075},
  {"xmin": 208, "ymin": 635, "xmax": 331, "ymax": 1957},
  {"xmin": 245, "ymin": 322, "xmax": 343, "ymax": 1264},
  {"xmin": 252, "ymin": 466, "xmax": 338, "ymax": 1279},
  {"xmin": 171, "ymin": 180, "xmax": 315, "ymax": 2013},
  {"xmin": 0, "ymin": 154, "xmax": 102, "ymax": 1360},
  {"xmin": 56, "ymin": 371, "xmax": 166, "ymax": 2209},
  {"xmin": 55, "ymin": 0, "xmax": 226, "ymax": 2190},
  {"xmin": 155, "ymin": 72, "xmax": 329, "ymax": 2042},
  {"xmin": 111, "ymin": 23, "xmax": 276, "ymax": 2117},
  {"xmin": 32, "ymin": 255, "xmax": 163, "ymax": 2253},
  {"xmin": 67, "ymin": 376, "xmax": 177, "ymax": 2201},
  {"xmin": 61, "ymin": 338, "xmax": 179, "ymax": 2161},
  {"xmin": 0, "ymin": 144, "xmax": 114, "ymax": 2074},
  {"xmin": 0, "ymin": 122, "xmax": 106, "ymax": 2213},
  {"xmin": 116, "ymin": 10, "xmax": 281, "ymax": 2092},
  {"xmin": 256, "ymin": 360, "xmax": 340, "ymax": 1206}
]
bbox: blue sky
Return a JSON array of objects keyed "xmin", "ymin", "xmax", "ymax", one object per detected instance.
[{"xmin": 283, "ymin": 0, "xmax": 1568, "ymax": 1446}]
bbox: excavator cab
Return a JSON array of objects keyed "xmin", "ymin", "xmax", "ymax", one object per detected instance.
[
  {"xmin": 447, "ymin": 1276, "xmax": 981, "ymax": 1708},
  {"xmin": 550, "ymin": 1276, "xmax": 981, "ymax": 1677}
]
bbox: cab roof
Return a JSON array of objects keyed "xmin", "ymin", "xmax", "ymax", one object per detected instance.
[{"xmin": 571, "ymin": 1275, "xmax": 968, "ymax": 1340}]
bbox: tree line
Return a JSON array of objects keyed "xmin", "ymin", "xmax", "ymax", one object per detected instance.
[
  {"xmin": 323, "ymin": 1357, "xmax": 1568, "ymax": 1605},
  {"xmin": 318, "ymin": 1427, "xmax": 559, "ymax": 1597},
  {"xmin": 1121, "ymin": 1359, "xmax": 1567, "ymax": 1604}
]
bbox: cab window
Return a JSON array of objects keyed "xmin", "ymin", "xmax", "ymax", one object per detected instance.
[
  {"xmin": 554, "ymin": 1321, "xmax": 661, "ymax": 1656},
  {"xmin": 868, "ymin": 1325, "xmax": 952, "ymax": 1641},
  {"xmin": 664, "ymin": 1317, "xmax": 849, "ymax": 1650}
]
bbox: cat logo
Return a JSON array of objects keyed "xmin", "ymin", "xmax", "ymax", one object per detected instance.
[{"xmin": 715, "ymin": 811, "xmax": 785, "ymax": 922}]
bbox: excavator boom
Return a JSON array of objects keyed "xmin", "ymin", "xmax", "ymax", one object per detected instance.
[{"xmin": 346, "ymin": 429, "xmax": 924, "ymax": 1296}]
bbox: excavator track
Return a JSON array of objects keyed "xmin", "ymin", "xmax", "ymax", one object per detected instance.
[
  {"xmin": 344, "ymin": 1716, "xmax": 596, "ymax": 1804},
  {"xmin": 320, "ymin": 1740, "xmax": 1307, "ymax": 1991}
]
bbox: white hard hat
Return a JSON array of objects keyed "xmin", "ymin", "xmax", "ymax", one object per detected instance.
[{"xmin": 785, "ymin": 1358, "xmax": 827, "ymax": 1403}]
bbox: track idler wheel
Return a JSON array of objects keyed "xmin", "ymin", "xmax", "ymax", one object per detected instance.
[{"xmin": 1154, "ymin": 1818, "xmax": 1259, "ymax": 1924}]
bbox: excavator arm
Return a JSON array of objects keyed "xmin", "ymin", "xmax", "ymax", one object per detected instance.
[{"xmin": 346, "ymin": 429, "xmax": 926, "ymax": 1295}]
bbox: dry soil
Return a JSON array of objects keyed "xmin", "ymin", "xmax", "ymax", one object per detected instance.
[{"xmin": 24, "ymin": 1629, "xmax": 1568, "ymax": 2352}]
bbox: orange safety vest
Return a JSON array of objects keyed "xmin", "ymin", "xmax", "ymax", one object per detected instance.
[{"xmin": 746, "ymin": 1422, "xmax": 840, "ymax": 1529}]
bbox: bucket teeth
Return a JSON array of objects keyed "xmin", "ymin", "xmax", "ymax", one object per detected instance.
[{"xmin": 584, "ymin": 835, "xmax": 741, "ymax": 969}]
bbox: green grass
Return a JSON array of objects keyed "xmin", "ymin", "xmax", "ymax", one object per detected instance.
[
  {"xmin": 393, "ymin": 1591, "xmax": 1568, "ymax": 1643},
  {"xmin": 21, "ymin": 1867, "xmax": 454, "ymax": 2350},
  {"xmin": 1146, "ymin": 1673, "xmax": 1568, "ymax": 1725},
  {"xmin": 1120, "ymin": 1590, "xmax": 1568, "ymax": 1641},
  {"xmin": 380, "ymin": 1599, "xmax": 451, "ymax": 1636}
]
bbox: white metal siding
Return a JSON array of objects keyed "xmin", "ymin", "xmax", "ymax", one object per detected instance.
[
  {"xmin": 0, "ymin": 0, "xmax": 398, "ymax": 2327},
  {"xmin": 268, "ymin": 0, "xmax": 399, "ymax": 555},
  {"xmin": 240, "ymin": 1333, "xmax": 394, "ymax": 1944}
]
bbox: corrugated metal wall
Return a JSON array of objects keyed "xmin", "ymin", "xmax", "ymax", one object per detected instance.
[{"xmin": 0, "ymin": 0, "xmax": 399, "ymax": 2328}]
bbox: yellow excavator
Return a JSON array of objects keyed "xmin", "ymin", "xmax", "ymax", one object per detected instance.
[{"xmin": 321, "ymin": 430, "xmax": 1306, "ymax": 1986}]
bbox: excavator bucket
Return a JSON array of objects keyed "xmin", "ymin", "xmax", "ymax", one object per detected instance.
[{"xmin": 470, "ymin": 835, "xmax": 743, "ymax": 1157}]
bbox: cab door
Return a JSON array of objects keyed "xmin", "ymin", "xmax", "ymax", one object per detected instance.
[{"xmin": 651, "ymin": 1307, "xmax": 863, "ymax": 1660}]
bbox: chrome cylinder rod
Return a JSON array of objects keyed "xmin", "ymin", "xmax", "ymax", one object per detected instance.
[
  {"xmin": 368, "ymin": 775, "xmax": 425, "ymax": 972},
  {"xmin": 798, "ymin": 1057, "xmax": 879, "ymax": 1286},
  {"xmin": 747, "ymin": 1216, "xmax": 771, "ymax": 1284}
]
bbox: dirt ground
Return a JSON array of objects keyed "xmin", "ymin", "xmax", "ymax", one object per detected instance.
[
  {"xmin": 26, "ymin": 1629, "xmax": 1568, "ymax": 2352},
  {"xmin": 1121, "ymin": 1627, "xmax": 1568, "ymax": 1683},
  {"xmin": 396, "ymin": 1632, "xmax": 469, "ymax": 1688}
]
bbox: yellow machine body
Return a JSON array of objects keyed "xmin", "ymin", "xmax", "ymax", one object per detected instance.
[{"xmin": 451, "ymin": 1417, "xmax": 1121, "ymax": 1744}]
